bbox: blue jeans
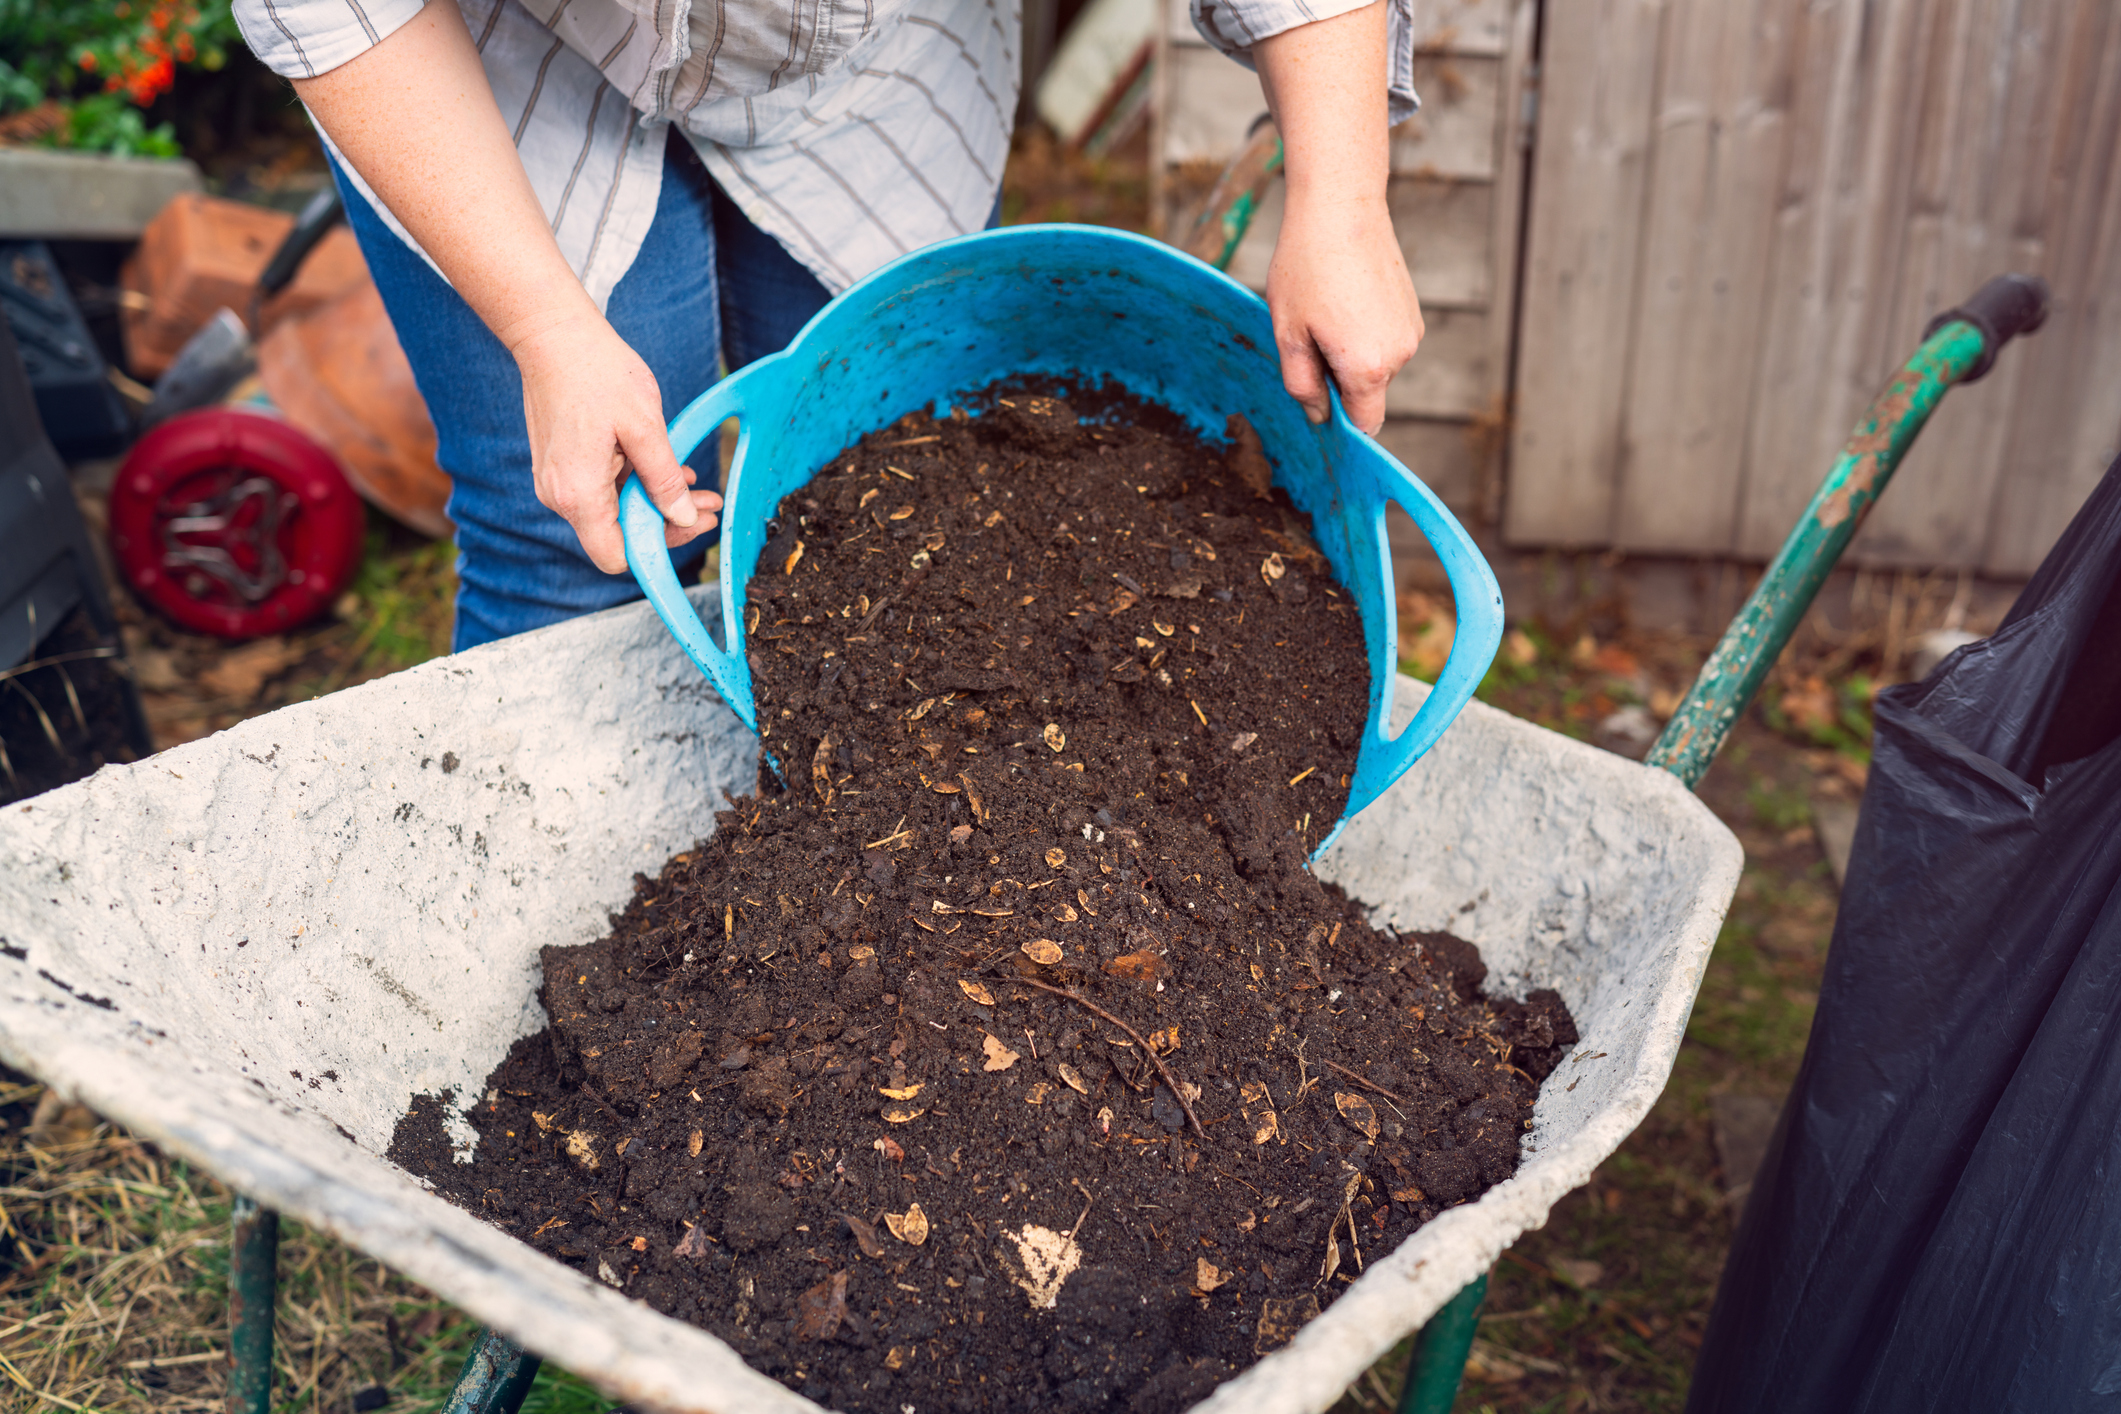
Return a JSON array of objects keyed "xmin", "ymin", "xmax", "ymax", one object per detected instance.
[{"xmin": 331, "ymin": 132, "xmax": 833, "ymax": 650}]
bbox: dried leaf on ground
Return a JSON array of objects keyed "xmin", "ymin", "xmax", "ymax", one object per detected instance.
[
  {"xmin": 1194, "ymin": 1257, "xmax": 1230, "ymax": 1293},
  {"xmin": 1001, "ymin": 1224, "xmax": 1082, "ymax": 1309},
  {"xmin": 960, "ymin": 979, "xmax": 996, "ymax": 1006},
  {"xmin": 1253, "ymin": 1111, "xmax": 1280, "ymax": 1146},
  {"xmin": 1334, "ymin": 1092, "xmax": 1380, "ymax": 1140},
  {"xmin": 873, "ymin": 1136, "xmax": 905, "ymax": 1162},
  {"xmin": 198, "ymin": 637, "xmax": 305, "ymax": 700},
  {"xmin": 982, "ymin": 1033, "xmax": 1021, "ymax": 1071},
  {"xmin": 811, "ymin": 734, "xmax": 837, "ymax": 804},
  {"xmin": 673, "ymin": 1225, "xmax": 711, "ymax": 1258},
  {"xmin": 843, "ymin": 1212, "xmax": 885, "ymax": 1259},
  {"xmin": 1255, "ymin": 1293, "xmax": 1320, "ymax": 1354},
  {"xmin": 794, "ymin": 1271, "xmax": 850, "ymax": 1341},
  {"xmin": 1225, "ymin": 413, "xmax": 1273, "ymax": 499},
  {"xmin": 884, "ymin": 1203, "xmax": 930, "ymax": 1246},
  {"xmin": 1104, "ymin": 950, "xmax": 1167, "ymax": 982},
  {"xmin": 1148, "ymin": 1025, "xmax": 1180, "ymax": 1054}
]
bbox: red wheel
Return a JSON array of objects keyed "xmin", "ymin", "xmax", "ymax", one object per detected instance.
[{"xmin": 109, "ymin": 408, "xmax": 365, "ymax": 640}]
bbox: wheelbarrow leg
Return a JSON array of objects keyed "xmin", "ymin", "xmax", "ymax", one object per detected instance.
[
  {"xmin": 1396, "ymin": 1273, "xmax": 1486, "ymax": 1414},
  {"xmin": 228, "ymin": 1196, "xmax": 279, "ymax": 1414},
  {"xmin": 440, "ymin": 1329, "xmax": 541, "ymax": 1414}
]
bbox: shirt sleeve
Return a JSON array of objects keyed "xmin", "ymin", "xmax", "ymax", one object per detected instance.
[
  {"xmin": 232, "ymin": 0, "xmax": 429, "ymax": 79},
  {"xmin": 1190, "ymin": 0, "xmax": 1420, "ymax": 125}
]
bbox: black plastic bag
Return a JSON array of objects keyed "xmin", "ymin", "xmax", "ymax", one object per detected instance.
[{"xmin": 1688, "ymin": 456, "xmax": 2121, "ymax": 1412}]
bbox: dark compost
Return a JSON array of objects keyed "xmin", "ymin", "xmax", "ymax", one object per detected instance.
[{"xmin": 391, "ymin": 387, "xmax": 1575, "ymax": 1414}]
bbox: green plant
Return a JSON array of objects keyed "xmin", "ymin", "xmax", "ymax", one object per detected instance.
[
  {"xmin": 1745, "ymin": 778, "xmax": 1811, "ymax": 833},
  {"xmin": 50, "ymin": 86, "xmax": 179, "ymax": 154},
  {"xmin": 0, "ymin": 0, "xmax": 237, "ymax": 154},
  {"xmin": 1759, "ymin": 674, "xmax": 1876, "ymax": 765}
]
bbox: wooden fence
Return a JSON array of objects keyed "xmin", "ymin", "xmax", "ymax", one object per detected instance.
[{"xmin": 1508, "ymin": 0, "xmax": 2121, "ymax": 575}]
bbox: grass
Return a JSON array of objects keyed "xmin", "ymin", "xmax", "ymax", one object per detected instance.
[{"xmin": 0, "ymin": 1077, "xmax": 629, "ymax": 1414}]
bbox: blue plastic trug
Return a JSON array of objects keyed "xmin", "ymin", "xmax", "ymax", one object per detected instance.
[{"xmin": 622, "ymin": 224, "xmax": 1502, "ymax": 855}]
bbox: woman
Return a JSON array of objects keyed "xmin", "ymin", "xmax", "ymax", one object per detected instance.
[{"xmin": 234, "ymin": 0, "xmax": 1424, "ymax": 648}]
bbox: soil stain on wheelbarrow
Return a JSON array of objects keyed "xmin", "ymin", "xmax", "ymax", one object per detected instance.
[{"xmin": 391, "ymin": 387, "xmax": 1574, "ymax": 1413}]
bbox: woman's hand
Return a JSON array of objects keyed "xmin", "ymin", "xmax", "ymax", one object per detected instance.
[
  {"xmin": 1253, "ymin": 0, "xmax": 1421, "ymax": 434},
  {"xmin": 1267, "ymin": 190, "xmax": 1423, "ymax": 434},
  {"xmin": 512, "ymin": 312, "xmax": 722, "ymax": 574}
]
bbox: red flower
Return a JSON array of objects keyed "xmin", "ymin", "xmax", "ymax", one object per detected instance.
[{"xmin": 77, "ymin": 50, "xmax": 98, "ymax": 72}]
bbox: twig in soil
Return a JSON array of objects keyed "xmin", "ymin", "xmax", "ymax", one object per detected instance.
[
  {"xmin": 577, "ymin": 1083, "xmax": 630, "ymax": 1128},
  {"xmin": 1319, "ymin": 1058, "xmax": 1407, "ymax": 1117},
  {"xmin": 865, "ymin": 817, "xmax": 911, "ymax": 849},
  {"xmin": 1065, "ymin": 1180, "xmax": 1096, "ymax": 1243},
  {"xmin": 1018, "ymin": 979, "xmax": 1206, "ymax": 1139}
]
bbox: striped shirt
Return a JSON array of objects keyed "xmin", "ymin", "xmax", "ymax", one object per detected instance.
[{"xmin": 234, "ymin": 0, "xmax": 1419, "ymax": 305}]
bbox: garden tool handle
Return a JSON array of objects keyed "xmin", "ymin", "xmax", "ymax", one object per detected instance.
[
  {"xmin": 620, "ymin": 371, "xmax": 766, "ymax": 737},
  {"xmin": 1920, "ymin": 273, "xmax": 2050, "ymax": 383}
]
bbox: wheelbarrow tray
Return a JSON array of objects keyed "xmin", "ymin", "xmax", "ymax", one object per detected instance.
[{"xmin": 0, "ymin": 588, "xmax": 1740, "ymax": 1414}]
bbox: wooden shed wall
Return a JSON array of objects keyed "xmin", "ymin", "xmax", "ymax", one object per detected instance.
[{"xmin": 1507, "ymin": 0, "xmax": 2121, "ymax": 575}]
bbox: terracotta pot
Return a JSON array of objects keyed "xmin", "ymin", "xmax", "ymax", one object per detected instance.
[{"xmin": 258, "ymin": 276, "xmax": 453, "ymax": 540}]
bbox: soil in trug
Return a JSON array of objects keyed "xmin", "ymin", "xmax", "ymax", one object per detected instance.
[{"xmin": 390, "ymin": 386, "xmax": 1576, "ymax": 1414}]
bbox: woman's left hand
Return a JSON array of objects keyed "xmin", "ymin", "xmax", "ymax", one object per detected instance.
[
  {"xmin": 1253, "ymin": 0, "xmax": 1421, "ymax": 435},
  {"xmin": 1267, "ymin": 188, "xmax": 1423, "ymax": 435}
]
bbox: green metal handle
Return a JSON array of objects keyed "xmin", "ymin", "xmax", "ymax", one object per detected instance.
[
  {"xmin": 442, "ymin": 1329, "xmax": 543, "ymax": 1414},
  {"xmin": 1397, "ymin": 1272, "xmax": 1487, "ymax": 1414},
  {"xmin": 1644, "ymin": 319, "xmax": 1988, "ymax": 787},
  {"xmin": 228, "ymin": 1197, "xmax": 278, "ymax": 1414}
]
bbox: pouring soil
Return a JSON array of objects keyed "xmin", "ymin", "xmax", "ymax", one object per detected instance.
[{"xmin": 390, "ymin": 386, "xmax": 1575, "ymax": 1414}]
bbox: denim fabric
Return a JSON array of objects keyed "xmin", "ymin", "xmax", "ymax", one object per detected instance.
[{"xmin": 331, "ymin": 131, "xmax": 833, "ymax": 650}]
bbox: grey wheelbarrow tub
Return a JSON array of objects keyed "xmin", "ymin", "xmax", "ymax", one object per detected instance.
[{"xmin": 0, "ymin": 585, "xmax": 1740, "ymax": 1414}]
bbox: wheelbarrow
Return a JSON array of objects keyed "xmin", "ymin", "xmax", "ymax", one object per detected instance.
[{"xmin": 0, "ymin": 220, "xmax": 2046, "ymax": 1414}]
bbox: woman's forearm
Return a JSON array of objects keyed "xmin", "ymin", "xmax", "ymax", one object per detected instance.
[
  {"xmin": 1253, "ymin": 3, "xmax": 1390, "ymax": 215},
  {"xmin": 1249, "ymin": 3, "xmax": 1420, "ymax": 433},
  {"xmin": 293, "ymin": 4, "xmax": 596, "ymax": 351},
  {"xmin": 293, "ymin": 6, "xmax": 711, "ymax": 571}
]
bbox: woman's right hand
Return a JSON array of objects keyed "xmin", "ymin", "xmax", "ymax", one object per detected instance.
[{"xmin": 511, "ymin": 311, "xmax": 723, "ymax": 575}]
